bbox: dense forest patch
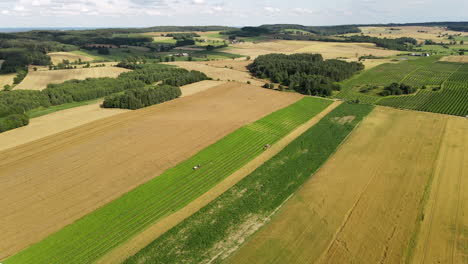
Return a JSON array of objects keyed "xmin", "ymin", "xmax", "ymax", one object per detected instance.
[{"xmin": 249, "ymin": 53, "xmax": 364, "ymax": 96}]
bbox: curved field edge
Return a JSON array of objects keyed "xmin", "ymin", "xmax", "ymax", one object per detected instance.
[
  {"xmin": 3, "ymin": 96, "xmax": 331, "ymax": 264},
  {"xmin": 124, "ymin": 103, "xmax": 374, "ymax": 264}
]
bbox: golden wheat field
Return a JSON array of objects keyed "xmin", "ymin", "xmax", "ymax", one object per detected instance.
[
  {"xmin": 14, "ymin": 67, "xmax": 130, "ymax": 90},
  {"xmin": 48, "ymin": 52, "xmax": 94, "ymax": 65},
  {"xmin": 227, "ymin": 107, "xmax": 466, "ymax": 264},
  {"xmin": 0, "ymin": 82, "xmax": 302, "ymax": 259}
]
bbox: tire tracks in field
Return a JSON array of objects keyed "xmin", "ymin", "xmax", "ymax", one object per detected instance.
[{"xmin": 96, "ymin": 100, "xmax": 342, "ymax": 264}]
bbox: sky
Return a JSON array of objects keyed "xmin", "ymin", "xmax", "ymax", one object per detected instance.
[{"xmin": 0, "ymin": 0, "xmax": 467, "ymax": 28}]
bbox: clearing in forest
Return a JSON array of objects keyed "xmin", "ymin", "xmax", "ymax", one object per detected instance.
[
  {"xmin": 14, "ymin": 67, "xmax": 130, "ymax": 90},
  {"xmin": 0, "ymin": 73, "xmax": 15, "ymax": 88},
  {"xmin": 226, "ymin": 107, "xmax": 455, "ymax": 264},
  {"xmin": 0, "ymin": 82, "xmax": 302, "ymax": 261}
]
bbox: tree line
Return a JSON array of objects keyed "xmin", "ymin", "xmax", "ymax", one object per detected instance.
[
  {"xmin": 0, "ymin": 64, "xmax": 208, "ymax": 132},
  {"xmin": 102, "ymin": 85, "xmax": 182, "ymax": 110},
  {"xmin": 249, "ymin": 53, "xmax": 364, "ymax": 96}
]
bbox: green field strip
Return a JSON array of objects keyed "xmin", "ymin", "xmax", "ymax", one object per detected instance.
[
  {"xmin": 336, "ymin": 56, "xmax": 468, "ymax": 116},
  {"xmin": 124, "ymin": 103, "xmax": 375, "ymax": 264},
  {"xmin": 3, "ymin": 96, "xmax": 332, "ymax": 264}
]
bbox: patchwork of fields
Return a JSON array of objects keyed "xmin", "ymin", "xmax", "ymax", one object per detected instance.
[
  {"xmin": 2, "ymin": 91, "xmax": 332, "ymax": 264},
  {"xmin": 125, "ymin": 103, "xmax": 374, "ymax": 264},
  {"xmin": 227, "ymin": 107, "xmax": 465, "ymax": 264},
  {"xmin": 336, "ymin": 56, "xmax": 468, "ymax": 116},
  {"xmin": 0, "ymin": 83, "xmax": 302, "ymax": 260}
]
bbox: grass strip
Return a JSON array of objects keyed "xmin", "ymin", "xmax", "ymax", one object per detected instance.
[
  {"xmin": 124, "ymin": 103, "xmax": 374, "ymax": 264},
  {"xmin": 4, "ymin": 96, "xmax": 331, "ymax": 264}
]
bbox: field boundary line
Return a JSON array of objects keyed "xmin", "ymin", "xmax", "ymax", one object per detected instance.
[
  {"xmin": 96, "ymin": 100, "xmax": 342, "ymax": 264},
  {"xmin": 406, "ymin": 118, "xmax": 448, "ymax": 264}
]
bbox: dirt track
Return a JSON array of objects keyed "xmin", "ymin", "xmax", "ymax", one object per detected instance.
[
  {"xmin": 0, "ymin": 82, "xmax": 302, "ymax": 259},
  {"xmin": 226, "ymin": 107, "xmax": 451, "ymax": 264}
]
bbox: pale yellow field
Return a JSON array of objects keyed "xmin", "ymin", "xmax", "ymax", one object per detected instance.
[
  {"xmin": 0, "ymin": 73, "xmax": 15, "ymax": 88},
  {"xmin": 227, "ymin": 107, "xmax": 457, "ymax": 264},
  {"xmin": 412, "ymin": 117, "xmax": 468, "ymax": 264},
  {"xmin": 351, "ymin": 26, "xmax": 468, "ymax": 44},
  {"xmin": 229, "ymin": 40, "xmax": 400, "ymax": 59},
  {"xmin": 0, "ymin": 79, "xmax": 222, "ymax": 152},
  {"xmin": 200, "ymin": 60, "xmax": 251, "ymax": 72},
  {"xmin": 0, "ymin": 102, "xmax": 128, "ymax": 152},
  {"xmin": 440, "ymin": 55, "xmax": 468, "ymax": 63},
  {"xmin": 14, "ymin": 67, "xmax": 130, "ymax": 90},
  {"xmin": 165, "ymin": 61, "xmax": 265, "ymax": 85},
  {"xmin": 48, "ymin": 52, "xmax": 93, "ymax": 65}
]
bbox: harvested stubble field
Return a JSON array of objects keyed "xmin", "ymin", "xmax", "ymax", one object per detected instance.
[
  {"xmin": 14, "ymin": 67, "xmax": 130, "ymax": 90},
  {"xmin": 351, "ymin": 26, "xmax": 468, "ymax": 43},
  {"xmin": 48, "ymin": 51, "xmax": 93, "ymax": 65},
  {"xmin": 440, "ymin": 55, "xmax": 468, "ymax": 63},
  {"xmin": 227, "ymin": 107, "xmax": 464, "ymax": 264},
  {"xmin": 200, "ymin": 59, "xmax": 251, "ymax": 72},
  {"xmin": 124, "ymin": 103, "xmax": 373, "ymax": 264},
  {"xmin": 165, "ymin": 61, "xmax": 264, "ymax": 85},
  {"xmin": 0, "ymin": 80, "xmax": 223, "ymax": 152},
  {"xmin": 412, "ymin": 116, "xmax": 468, "ymax": 264},
  {"xmin": 0, "ymin": 73, "xmax": 15, "ymax": 88},
  {"xmin": 229, "ymin": 40, "xmax": 399, "ymax": 60},
  {"xmin": 0, "ymin": 82, "xmax": 302, "ymax": 261}
]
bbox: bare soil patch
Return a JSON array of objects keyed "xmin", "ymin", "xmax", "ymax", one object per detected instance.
[
  {"xmin": 227, "ymin": 107, "xmax": 449, "ymax": 264},
  {"xmin": 14, "ymin": 67, "xmax": 130, "ymax": 91},
  {"xmin": 0, "ymin": 82, "xmax": 302, "ymax": 259}
]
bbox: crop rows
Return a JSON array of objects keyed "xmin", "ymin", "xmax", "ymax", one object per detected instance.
[
  {"xmin": 124, "ymin": 103, "xmax": 375, "ymax": 264},
  {"xmin": 4, "ymin": 97, "xmax": 332, "ymax": 264},
  {"xmin": 377, "ymin": 64, "xmax": 468, "ymax": 116},
  {"xmin": 336, "ymin": 56, "xmax": 468, "ymax": 116}
]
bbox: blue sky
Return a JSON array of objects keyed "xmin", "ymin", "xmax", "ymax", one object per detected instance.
[{"xmin": 0, "ymin": 0, "xmax": 467, "ymax": 28}]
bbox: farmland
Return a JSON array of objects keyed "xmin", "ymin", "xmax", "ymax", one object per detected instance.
[
  {"xmin": 14, "ymin": 67, "xmax": 130, "ymax": 90},
  {"xmin": 48, "ymin": 52, "xmax": 93, "ymax": 65},
  {"xmin": 336, "ymin": 56, "xmax": 468, "ymax": 116},
  {"xmin": 164, "ymin": 61, "xmax": 265, "ymax": 85},
  {"xmin": 0, "ymin": 84, "xmax": 314, "ymax": 262},
  {"xmin": 229, "ymin": 40, "xmax": 400, "ymax": 60},
  {"xmin": 226, "ymin": 107, "xmax": 462, "ymax": 264},
  {"xmin": 124, "ymin": 103, "xmax": 374, "ymax": 264}
]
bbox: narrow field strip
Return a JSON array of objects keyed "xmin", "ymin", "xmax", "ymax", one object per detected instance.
[
  {"xmin": 124, "ymin": 103, "xmax": 373, "ymax": 264},
  {"xmin": 3, "ymin": 97, "xmax": 331, "ymax": 264},
  {"xmin": 98, "ymin": 100, "xmax": 342, "ymax": 264}
]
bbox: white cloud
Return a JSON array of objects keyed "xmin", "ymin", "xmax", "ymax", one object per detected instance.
[{"xmin": 264, "ymin": 6, "xmax": 280, "ymax": 13}]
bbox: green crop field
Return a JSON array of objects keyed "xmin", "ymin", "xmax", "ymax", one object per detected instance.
[
  {"xmin": 124, "ymin": 103, "xmax": 374, "ymax": 264},
  {"xmin": 335, "ymin": 56, "xmax": 468, "ymax": 116},
  {"xmin": 4, "ymin": 97, "xmax": 332, "ymax": 264}
]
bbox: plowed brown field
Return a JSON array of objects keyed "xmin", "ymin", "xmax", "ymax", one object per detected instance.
[
  {"xmin": 0, "ymin": 82, "xmax": 302, "ymax": 259},
  {"xmin": 226, "ymin": 107, "xmax": 463, "ymax": 264}
]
